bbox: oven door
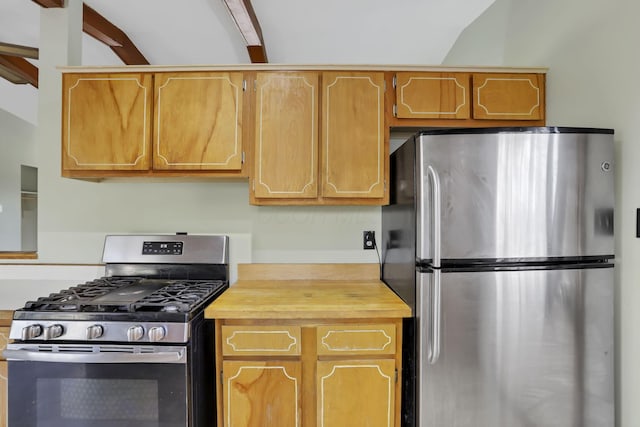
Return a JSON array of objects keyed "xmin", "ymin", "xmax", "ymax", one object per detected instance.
[{"xmin": 4, "ymin": 343, "xmax": 189, "ymax": 427}]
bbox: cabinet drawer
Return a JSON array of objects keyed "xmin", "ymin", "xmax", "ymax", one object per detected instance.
[
  {"xmin": 395, "ymin": 72, "xmax": 470, "ymax": 119},
  {"xmin": 221, "ymin": 325, "xmax": 302, "ymax": 356},
  {"xmin": 472, "ymin": 73, "xmax": 545, "ymax": 120},
  {"xmin": 316, "ymin": 324, "xmax": 396, "ymax": 356}
]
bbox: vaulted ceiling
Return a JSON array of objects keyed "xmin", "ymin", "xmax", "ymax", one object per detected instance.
[{"xmin": 0, "ymin": 0, "xmax": 495, "ymax": 124}]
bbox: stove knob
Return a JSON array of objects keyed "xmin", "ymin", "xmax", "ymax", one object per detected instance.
[
  {"xmin": 86, "ymin": 324, "xmax": 104, "ymax": 340},
  {"xmin": 44, "ymin": 324, "xmax": 64, "ymax": 340},
  {"xmin": 127, "ymin": 325, "xmax": 145, "ymax": 341},
  {"xmin": 21, "ymin": 324, "xmax": 43, "ymax": 340},
  {"xmin": 148, "ymin": 326, "xmax": 166, "ymax": 342}
]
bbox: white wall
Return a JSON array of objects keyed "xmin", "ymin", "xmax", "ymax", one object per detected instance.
[
  {"xmin": 0, "ymin": 110, "xmax": 36, "ymax": 251},
  {"xmin": 445, "ymin": 0, "xmax": 639, "ymax": 425}
]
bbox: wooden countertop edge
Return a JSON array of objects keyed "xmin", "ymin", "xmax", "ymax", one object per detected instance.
[
  {"xmin": 0, "ymin": 252, "xmax": 37, "ymax": 260},
  {"xmin": 204, "ymin": 308, "xmax": 411, "ymax": 320},
  {"xmin": 0, "ymin": 310, "xmax": 13, "ymax": 326}
]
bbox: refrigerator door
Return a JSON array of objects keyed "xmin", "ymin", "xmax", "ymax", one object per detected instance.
[
  {"xmin": 415, "ymin": 128, "xmax": 615, "ymax": 262},
  {"xmin": 416, "ymin": 266, "xmax": 614, "ymax": 427}
]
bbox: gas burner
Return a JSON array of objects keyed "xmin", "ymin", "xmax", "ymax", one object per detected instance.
[
  {"xmin": 24, "ymin": 277, "xmax": 142, "ymax": 312},
  {"xmin": 133, "ymin": 280, "xmax": 226, "ymax": 313}
]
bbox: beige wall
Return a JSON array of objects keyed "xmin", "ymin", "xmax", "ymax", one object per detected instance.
[{"xmin": 446, "ymin": 0, "xmax": 639, "ymax": 425}]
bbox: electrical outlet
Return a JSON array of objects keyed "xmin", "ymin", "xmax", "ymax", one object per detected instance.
[{"xmin": 363, "ymin": 230, "xmax": 375, "ymax": 250}]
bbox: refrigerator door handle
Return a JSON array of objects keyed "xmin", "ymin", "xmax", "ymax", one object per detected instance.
[
  {"xmin": 427, "ymin": 165, "xmax": 442, "ymax": 268},
  {"xmin": 429, "ymin": 269, "xmax": 442, "ymax": 364}
]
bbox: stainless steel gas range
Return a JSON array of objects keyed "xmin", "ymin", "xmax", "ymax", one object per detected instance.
[{"xmin": 3, "ymin": 234, "xmax": 229, "ymax": 427}]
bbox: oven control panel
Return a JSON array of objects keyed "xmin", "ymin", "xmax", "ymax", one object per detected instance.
[
  {"xmin": 142, "ymin": 241, "xmax": 183, "ymax": 255},
  {"xmin": 9, "ymin": 320, "xmax": 189, "ymax": 343}
]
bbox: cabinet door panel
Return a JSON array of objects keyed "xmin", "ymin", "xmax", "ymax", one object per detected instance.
[
  {"xmin": 395, "ymin": 72, "xmax": 470, "ymax": 119},
  {"xmin": 0, "ymin": 362, "xmax": 6, "ymax": 427},
  {"xmin": 223, "ymin": 361, "xmax": 301, "ymax": 427},
  {"xmin": 317, "ymin": 359, "xmax": 395, "ymax": 427},
  {"xmin": 254, "ymin": 72, "xmax": 318, "ymax": 198},
  {"xmin": 472, "ymin": 73, "xmax": 545, "ymax": 120},
  {"xmin": 154, "ymin": 72, "xmax": 243, "ymax": 170},
  {"xmin": 322, "ymin": 72, "xmax": 385, "ymax": 199},
  {"xmin": 62, "ymin": 73, "xmax": 152, "ymax": 171}
]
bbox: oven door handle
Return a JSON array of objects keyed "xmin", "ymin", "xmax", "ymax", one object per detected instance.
[{"xmin": 3, "ymin": 347, "xmax": 187, "ymax": 364}]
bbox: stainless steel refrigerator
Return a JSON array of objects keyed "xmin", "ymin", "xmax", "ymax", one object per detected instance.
[{"xmin": 381, "ymin": 127, "xmax": 615, "ymax": 427}]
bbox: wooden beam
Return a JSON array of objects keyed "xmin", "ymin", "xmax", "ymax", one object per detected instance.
[
  {"xmin": 82, "ymin": 4, "xmax": 149, "ymax": 65},
  {"xmin": 0, "ymin": 42, "xmax": 39, "ymax": 59},
  {"xmin": 30, "ymin": 0, "xmax": 64, "ymax": 7},
  {"xmin": 222, "ymin": 0, "xmax": 268, "ymax": 63},
  {"xmin": 0, "ymin": 65, "xmax": 29, "ymax": 84},
  {"xmin": 247, "ymin": 45, "xmax": 267, "ymax": 63},
  {"xmin": 0, "ymin": 54, "xmax": 38, "ymax": 87}
]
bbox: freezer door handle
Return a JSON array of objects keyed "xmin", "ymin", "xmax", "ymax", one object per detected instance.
[
  {"xmin": 427, "ymin": 165, "xmax": 442, "ymax": 268},
  {"xmin": 428, "ymin": 269, "xmax": 442, "ymax": 364}
]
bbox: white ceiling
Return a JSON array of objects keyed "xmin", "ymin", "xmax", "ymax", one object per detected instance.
[{"xmin": 0, "ymin": 0, "xmax": 494, "ymax": 125}]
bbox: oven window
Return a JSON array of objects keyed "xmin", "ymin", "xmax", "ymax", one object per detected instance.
[
  {"xmin": 9, "ymin": 361, "xmax": 188, "ymax": 427},
  {"xmin": 41, "ymin": 379, "xmax": 159, "ymax": 421}
]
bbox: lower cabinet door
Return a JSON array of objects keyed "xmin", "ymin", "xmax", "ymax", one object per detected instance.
[
  {"xmin": 317, "ymin": 359, "xmax": 396, "ymax": 427},
  {"xmin": 0, "ymin": 362, "xmax": 6, "ymax": 427},
  {"xmin": 223, "ymin": 360, "xmax": 302, "ymax": 427}
]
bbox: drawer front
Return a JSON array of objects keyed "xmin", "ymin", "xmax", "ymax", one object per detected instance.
[
  {"xmin": 221, "ymin": 325, "xmax": 302, "ymax": 356},
  {"xmin": 316, "ymin": 324, "xmax": 396, "ymax": 356}
]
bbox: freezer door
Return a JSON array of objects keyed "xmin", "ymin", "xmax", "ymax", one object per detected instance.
[
  {"xmin": 416, "ymin": 129, "xmax": 615, "ymax": 261},
  {"xmin": 416, "ymin": 266, "xmax": 614, "ymax": 427}
]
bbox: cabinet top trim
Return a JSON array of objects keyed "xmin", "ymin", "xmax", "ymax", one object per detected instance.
[{"xmin": 57, "ymin": 64, "xmax": 548, "ymax": 74}]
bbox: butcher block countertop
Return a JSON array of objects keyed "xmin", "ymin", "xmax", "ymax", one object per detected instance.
[
  {"xmin": 0, "ymin": 310, "xmax": 12, "ymax": 326},
  {"xmin": 204, "ymin": 263, "xmax": 411, "ymax": 320}
]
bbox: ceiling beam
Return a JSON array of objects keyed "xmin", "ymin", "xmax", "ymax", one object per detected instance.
[
  {"xmin": 82, "ymin": 4, "xmax": 149, "ymax": 65},
  {"xmin": 222, "ymin": 0, "xmax": 268, "ymax": 63},
  {"xmin": 30, "ymin": 0, "xmax": 64, "ymax": 7},
  {"xmin": 0, "ymin": 54, "xmax": 38, "ymax": 87},
  {"xmin": 0, "ymin": 42, "xmax": 39, "ymax": 59}
]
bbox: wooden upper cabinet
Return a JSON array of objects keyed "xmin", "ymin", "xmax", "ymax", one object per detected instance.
[
  {"xmin": 322, "ymin": 72, "xmax": 386, "ymax": 200},
  {"xmin": 253, "ymin": 72, "xmax": 319, "ymax": 199},
  {"xmin": 394, "ymin": 72, "xmax": 470, "ymax": 119},
  {"xmin": 154, "ymin": 72, "xmax": 244, "ymax": 170},
  {"xmin": 62, "ymin": 73, "xmax": 153, "ymax": 172},
  {"xmin": 472, "ymin": 73, "xmax": 545, "ymax": 120}
]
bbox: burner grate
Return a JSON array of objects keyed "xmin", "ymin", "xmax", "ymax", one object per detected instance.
[
  {"xmin": 22, "ymin": 278, "xmax": 227, "ymax": 314},
  {"xmin": 133, "ymin": 280, "xmax": 227, "ymax": 313},
  {"xmin": 24, "ymin": 278, "xmax": 143, "ymax": 312}
]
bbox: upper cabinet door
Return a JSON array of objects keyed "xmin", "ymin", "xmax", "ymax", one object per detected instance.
[
  {"xmin": 472, "ymin": 73, "xmax": 545, "ymax": 120},
  {"xmin": 62, "ymin": 73, "xmax": 153, "ymax": 171},
  {"xmin": 322, "ymin": 72, "xmax": 386, "ymax": 199},
  {"xmin": 154, "ymin": 72, "xmax": 244, "ymax": 170},
  {"xmin": 395, "ymin": 72, "xmax": 470, "ymax": 119},
  {"xmin": 253, "ymin": 72, "xmax": 319, "ymax": 199}
]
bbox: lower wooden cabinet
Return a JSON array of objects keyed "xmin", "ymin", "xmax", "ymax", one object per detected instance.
[
  {"xmin": 216, "ymin": 322, "xmax": 401, "ymax": 427},
  {"xmin": 1, "ymin": 325, "xmax": 9, "ymax": 427}
]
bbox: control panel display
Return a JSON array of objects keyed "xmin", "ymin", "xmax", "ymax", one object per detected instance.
[{"xmin": 142, "ymin": 241, "xmax": 183, "ymax": 255}]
